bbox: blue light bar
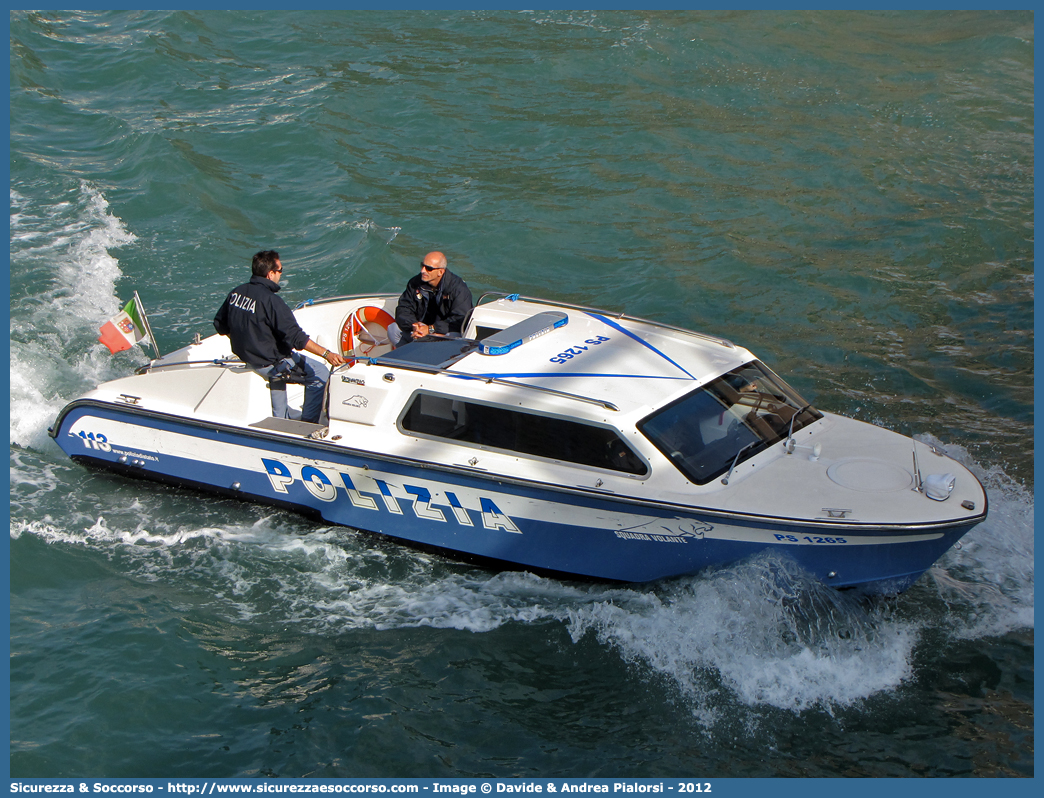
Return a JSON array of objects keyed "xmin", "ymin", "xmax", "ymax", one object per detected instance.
[{"xmin": 479, "ymin": 311, "xmax": 568, "ymax": 355}]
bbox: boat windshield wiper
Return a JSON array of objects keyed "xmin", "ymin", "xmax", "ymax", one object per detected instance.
[
  {"xmin": 721, "ymin": 441, "xmax": 760, "ymax": 485},
  {"xmin": 784, "ymin": 403, "xmax": 812, "ymax": 454}
]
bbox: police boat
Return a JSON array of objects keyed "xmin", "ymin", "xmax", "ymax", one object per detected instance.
[{"xmin": 50, "ymin": 293, "xmax": 988, "ymax": 594}]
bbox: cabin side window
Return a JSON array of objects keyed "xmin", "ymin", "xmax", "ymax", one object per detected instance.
[{"xmin": 400, "ymin": 393, "xmax": 648, "ymax": 476}]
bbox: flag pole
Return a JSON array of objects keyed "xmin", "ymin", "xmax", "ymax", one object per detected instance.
[{"xmin": 134, "ymin": 291, "xmax": 161, "ymax": 358}]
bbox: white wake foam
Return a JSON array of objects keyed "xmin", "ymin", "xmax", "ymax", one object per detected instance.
[
  {"xmin": 10, "ymin": 181, "xmax": 141, "ymax": 451},
  {"xmin": 10, "ymin": 448, "xmax": 1032, "ymax": 726},
  {"xmin": 909, "ymin": 434, "xmax": 1035, "ymax": 636}
]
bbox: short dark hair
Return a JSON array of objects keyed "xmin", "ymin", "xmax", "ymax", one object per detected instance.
[{"xmin": 252, "ymin": 250, "xmax": 280, "ymax": 278}]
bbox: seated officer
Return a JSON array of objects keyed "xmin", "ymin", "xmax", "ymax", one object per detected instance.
[
  {"xmin": 214, "ymin": 250, "xmax": 345, "ymax": 423},
  {"xmin": 392, "ymin": 250, "xmax": 473, "ymax": 345}
]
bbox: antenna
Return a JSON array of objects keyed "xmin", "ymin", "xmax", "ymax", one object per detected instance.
[{"xmin": 134, "ymin": 291, "xmax": 161, "ymax": 358}]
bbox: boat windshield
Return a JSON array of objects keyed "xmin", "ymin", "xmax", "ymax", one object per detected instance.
[{"xmin": 638, "ymin": 361, "xmax": 822, "ymax": 485}]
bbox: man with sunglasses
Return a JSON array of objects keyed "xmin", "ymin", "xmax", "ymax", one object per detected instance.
[
  {"xmin": 393, "ymin": 250, "xmax": 474, "ymax": 344},
  {"xmin": 214, "ymin": 250, "xmax": 344, "ymax": 423}
]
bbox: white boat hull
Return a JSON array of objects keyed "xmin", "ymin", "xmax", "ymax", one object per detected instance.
[{"xmin": 52, "ymin": 399, "xmax": 984, "ymax": 594}]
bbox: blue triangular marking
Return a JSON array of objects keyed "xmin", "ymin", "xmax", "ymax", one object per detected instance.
[
  {"xmin": 467, "ymin": 372, "xmax": 693, "ymax": 381},
  {"xmin": 586, "ymin": 313, "xmax": 696, "ymax": 379}
]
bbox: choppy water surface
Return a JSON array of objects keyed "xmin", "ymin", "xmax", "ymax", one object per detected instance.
[{"xmin": 9, "ymin": 10, "xmax": 1033, "ymax": 779}]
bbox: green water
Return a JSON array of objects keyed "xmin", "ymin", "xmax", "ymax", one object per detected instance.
[{"xmin": 9, "ymin": 10, "xmax": 1033, "ymax": 779}]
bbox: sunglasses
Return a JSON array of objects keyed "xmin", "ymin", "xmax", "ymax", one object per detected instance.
[{"xmin": 420, "ymin": 262, "xmax": 444, "ymax": 272}]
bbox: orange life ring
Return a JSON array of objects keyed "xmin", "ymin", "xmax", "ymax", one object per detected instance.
[{"xmin": 340, "ymin": 305, "xmax": 396, "ymax": 359}]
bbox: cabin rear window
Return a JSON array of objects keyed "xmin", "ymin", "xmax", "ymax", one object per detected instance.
[{"xmin": 400, "ymin": 393, "xmax": 647, "ymax": 476}]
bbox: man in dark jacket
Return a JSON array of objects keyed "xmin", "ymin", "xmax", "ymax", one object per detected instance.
[
  {"xmin": 214, "ymin": 250, "xmax": 344, "ymax": 423},
  {"xmin": 393, "ymin": 251, "xmax": 473, "ymax": 344}
]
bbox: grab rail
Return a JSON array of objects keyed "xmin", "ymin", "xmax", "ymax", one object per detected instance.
[
  {"xmin": 294, "ymin": 293, "xmax": 398, "ymax": 310},
  {"xmin": 132, "ymin": 352, "xmax": 618, "ymax": 412},
  {"xmin": 296, "ymin": 291, "xmax": 732, "ymax": 349},
  {"xmin": 468, "ymin": 292, "xmax": 735, "ymax": 349},
  {"xmin": 350, "ymin": 356, "xmax": 620, "ymax": 412},
  {"xmin": 135, "ymin": 357, "xmax": 243, "ymax": 375}
]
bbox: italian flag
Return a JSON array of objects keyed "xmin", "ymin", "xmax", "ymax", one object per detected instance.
[{"xmin": 98, "ymin": 297, "xmax": 147, "ymax": 354}]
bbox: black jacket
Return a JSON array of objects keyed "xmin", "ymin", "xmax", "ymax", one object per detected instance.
[
  {"xmin": 213, "ymin": 276, "xmax": 311, "ymax": 368},
  {"xmin": 394, "ymin": 269, "xmax": 473, "ymax": 337}
]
